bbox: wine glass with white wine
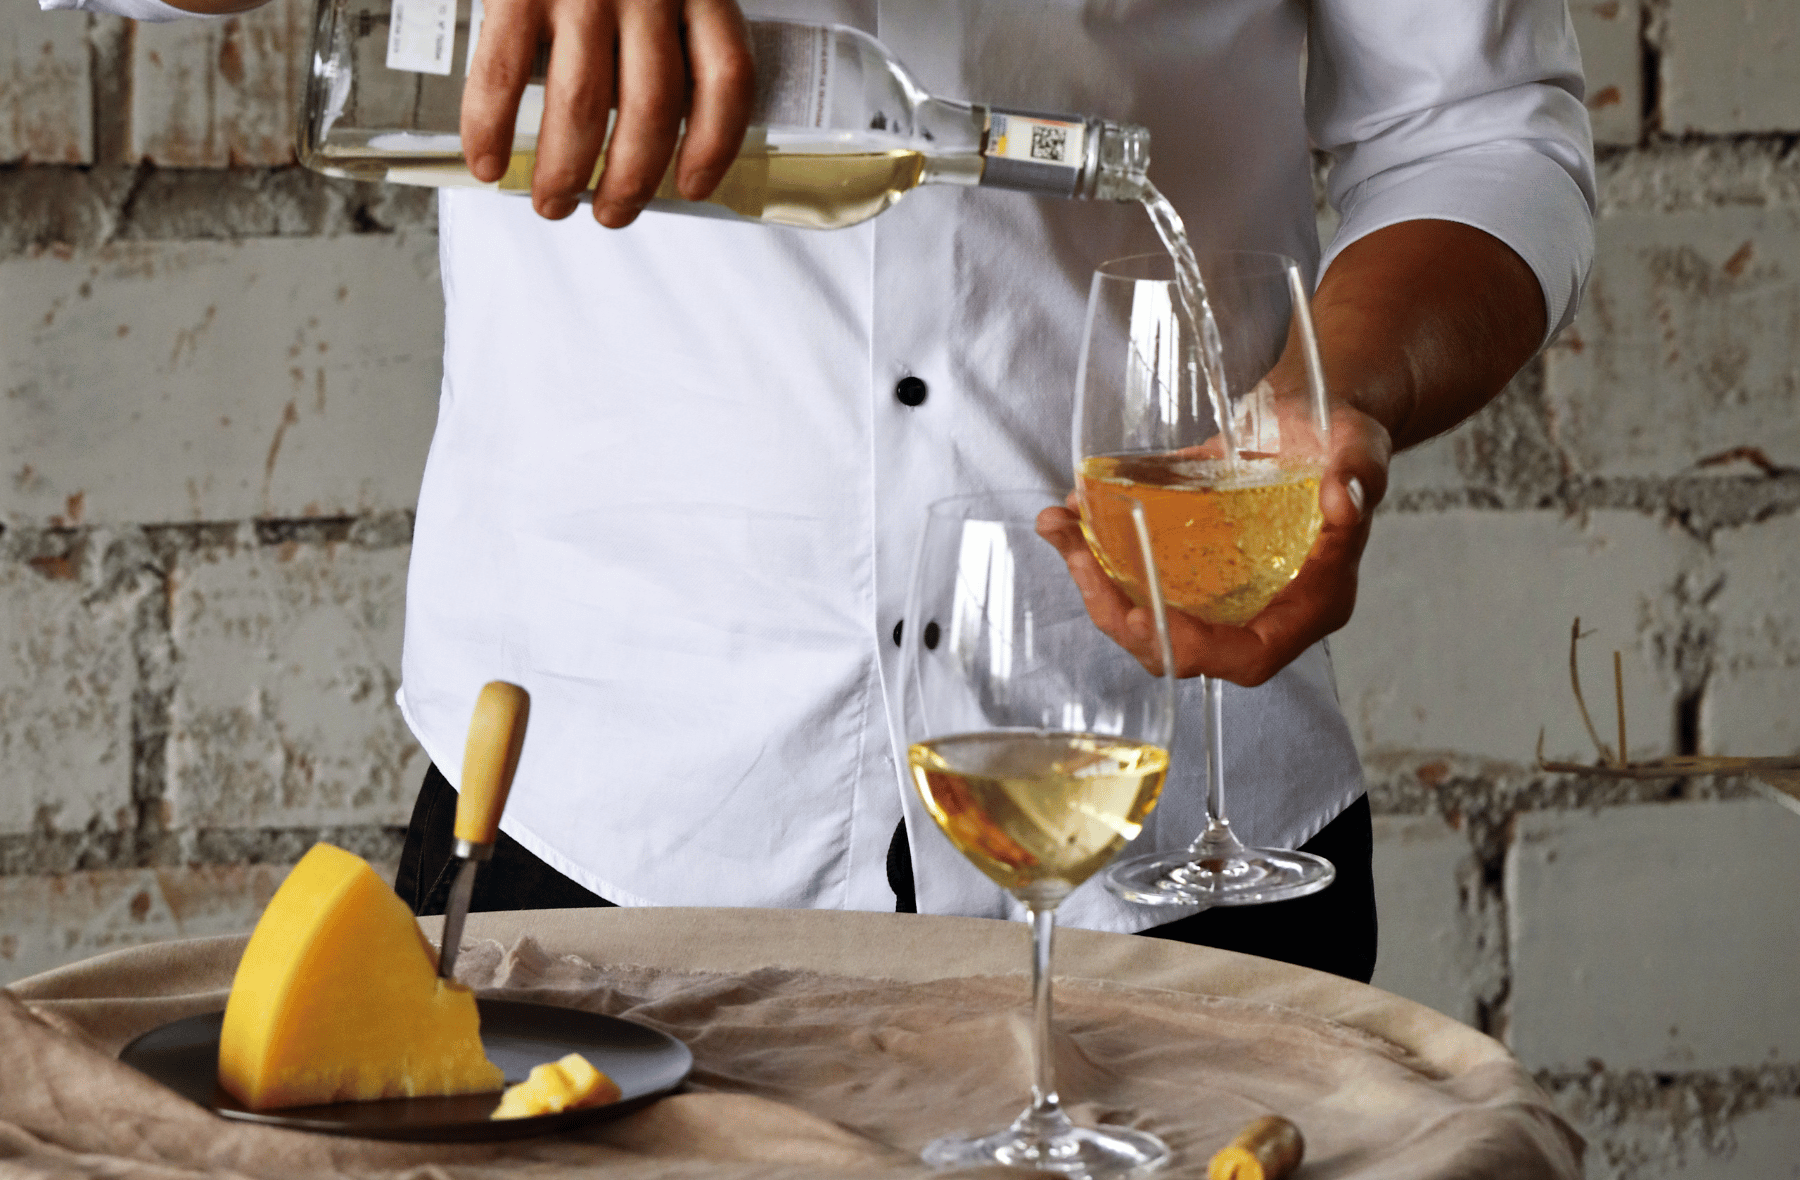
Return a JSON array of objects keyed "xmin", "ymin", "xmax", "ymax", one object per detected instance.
[
  {"xmin": 896, "ymin": 490, "xmax": 1177, "ymax": 1177},
  {"xmin": 1074, "ymin": 250, "xmax": 1337, "ymax": 908}
]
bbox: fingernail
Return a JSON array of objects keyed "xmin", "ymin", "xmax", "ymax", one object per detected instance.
[
  {"xmin": 1347, "ymin": 476, "xmax": 1366, "ymax": 520},
  {"xmin": 597, "ymin": 200, "xmax": 645, "ymax": 228},
  {"xmin": 540, "ymin": 196, "xmax": 577, "ymax": 220}
]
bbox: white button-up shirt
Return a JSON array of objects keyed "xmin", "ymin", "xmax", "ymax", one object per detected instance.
[{"xmin": 47, "ymin": 0, "xmax": 1595, "ymax": 931}]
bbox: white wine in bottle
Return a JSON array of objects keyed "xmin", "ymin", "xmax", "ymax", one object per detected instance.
[{"xmin": 301, "ymin": 2, "xmax": 1151, "ymax": 228}]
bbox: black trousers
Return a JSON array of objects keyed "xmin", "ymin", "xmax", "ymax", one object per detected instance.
[{"xmin": 396, "ymin": 764, "xmax": 1377, "ymax": 983}]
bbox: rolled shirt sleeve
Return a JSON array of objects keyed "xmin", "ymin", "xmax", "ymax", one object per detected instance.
[
  {"xmin": 1307, "ymin": 0, "xmax": 1597, "ymax": 343},
  {"xmin": 40, "ymin": 0, "xmax": 221, "ymax": 21}
]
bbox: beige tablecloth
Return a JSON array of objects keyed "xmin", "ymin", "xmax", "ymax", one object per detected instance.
[{"xmin": 2, "ymin": 907, "xmax": 1580, "ymax": 1179}]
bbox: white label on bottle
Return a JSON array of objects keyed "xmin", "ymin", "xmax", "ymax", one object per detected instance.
[
  {"xmin": 463, "ymin": 0, "xmax": 484, "ymax": 78},
  {"xmin": 387, "ymin": 0, "xmax": 457, "ymax": 76},
  {"xmin": 987, "ymin": 113, "xmax": 1087, "ymax": 169},
  {"xmin": 748, "ymin": 21, "xmax": 832, "ymax": 129}
]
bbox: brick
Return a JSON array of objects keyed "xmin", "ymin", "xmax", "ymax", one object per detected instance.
[
  {"xmin": 1330, "ymin": 509, "xmax": 1701, "ymax": 765},
  {"xmin": 0, "ymin": 865, "xmax": 279, "ymax": 986},
  {"xmin": 1706, "ymin": 514, "xmax": 1800, "ymax": 758},
  {"xmin": 0, "ymin": 539, "xmax": 146, "ymax": 838},
  {"xmin": 1570, "ymin": 0, "xmax": 1642, "ymax": 147},
  {"xmin": 0, "ymin": 860, "xmax": 422, "ymax": 987},
  {"xmin": 166, "ymin": 539, "xmax": 423, "ymax": 831},
  {"xmin": 1554, "ymin": 1093, "xmax": 1800, "ymax": 1180},
  {"xmin": 1595, "ymin": 142, "xmax": 1800, "ymax": 219},
  {"xmin": 0, "ymin": 5, "xmax": 90, "ymax": 163},
  {"xmin": 1383, "ymin": 366, "xmax": 1562, "ymax": 507},
  {"xmin": 1368, "ymin": 814, "xmax": 1499, "ymax": 1028},
  {"xmin": 131, "ymin": 0, "xmax": 310, "ymax": 166},
  {"xmin": 0, "ymin": 235, "xmax": 442, "ymax": 527},
  {"xmin": 1544, "ymin": 207, "xmax": 1800, "ymax": 479},
  {"xmin": 1380, "ymin": 425, "xmax": 1465, "ymax": 502},
  {"xmin": 1508, "ymin": 801, "xmax": 1800, "ymax": 1072},
  {"xmin": 1662, "ymin": 0, "xmax": 1800, "ymax": 135}
]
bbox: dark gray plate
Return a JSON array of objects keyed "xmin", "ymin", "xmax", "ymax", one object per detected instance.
[{"xmin": 118, "ymin": 999, "xmax": 692, "ymax": 1141}]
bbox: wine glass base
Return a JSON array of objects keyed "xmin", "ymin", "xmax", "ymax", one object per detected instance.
[
  {"xmin": 922, "ymin": 1121, "xmax": 1170, "ymax": 1178},
  {"xmin": 1105, "ymin": 847, "xmax": 1335, "ymax": 907}
]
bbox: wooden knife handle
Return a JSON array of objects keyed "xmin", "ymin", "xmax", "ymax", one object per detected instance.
[
  {"xmin": 455, "ymin": 681, "xmax": 530, "ymax": 846},
  {"xmin": 1208, "ymin": 1115, "xmax": 1303, "ymax": 1180}
]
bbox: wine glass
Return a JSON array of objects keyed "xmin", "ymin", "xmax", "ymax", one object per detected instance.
[
  {"xmin": 1073, "ymin": 250, "xmax": 1336, "ymax": 907},
  {"xmin": 896, "ymin": 490, "xmax": 1177, "ymax": 1177}
]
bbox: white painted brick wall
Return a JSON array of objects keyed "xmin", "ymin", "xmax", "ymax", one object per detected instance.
[
  {"xmin": 166, "ymin": 537, "xmax": 422, "ymax": 831},
  {"xmin": 1332, "ymin": 509, "xmax": 1701, "ymax": 766},
  {"xmin": 0, "ymin": 865, "xmax": 283, "ymax": 986},
  {"xmin": 1369, "ymin": 813, "xmax": 1500, "ymax": 1027},
  {"xmin": 1557, "ymin": 1093, "xmax": 1800, "ymax": 1180},
  {"xmin": 1571, "ymin": 0, "xmax": 1642, "ymax": 147},
  {"xmin": 1378, "ymin": 419, "xmax": 1467, "ymax": 501},
  {"xmin": 1544, "ymin": 207, "xmax": 1800, "ymax": 479},
  {"xmin": 0, "ymin": 861, "xmax": 398, "ymax": 987},
  {"xmin": 1508, "ymin": 800, "xmax": 1800, "ymax": 1073},
  {"xmin": 0, "ymin": 235, "xmax": 443, "ymax": 528},
  {"xmin": 131, "ymin": 0, "xmax": 310, "ymax": 166},
  {"xmin": 1662, "ymin": 0, "xmax": 1800, "ymax": 135},
  {"xmin": 1706, "ymin": 513, "xmax": 1800, "ymax": 757},
  {"xmin": 0, "ymin": 4, "xmax": 90, "ymax": 163},
  {"xmin": 0, "ymin": 538, "xmax": 146, "ymax": 837}
]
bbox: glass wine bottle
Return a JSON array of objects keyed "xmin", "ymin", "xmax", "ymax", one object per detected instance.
[{"xmin": 300, "ymin": 1, "xmax": 1151, "ymax": 229}]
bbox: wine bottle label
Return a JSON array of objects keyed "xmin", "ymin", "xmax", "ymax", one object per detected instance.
[
  {"xmin": 748, "ymin": 21, "xmax": 833, "ymax": 130},
  {"xmin": 386, "ymin": 0, "xmax": 458, "ymax": 76},
  {"xmin": 987, "ymin": 112, "xmax": 1087, "ymax": 169},
  {"xmin": 981, "ymin": 109, "xmax": 1091, "ymax": 195}
]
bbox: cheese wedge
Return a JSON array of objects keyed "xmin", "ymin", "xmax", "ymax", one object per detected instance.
[
  {"xmin": 491, "ymin": 1053, "xmax": 622, "ymax": 1119},
  {"xmin": 218, "ymin": 842, "xmax": 505, "ymax": 1109}
]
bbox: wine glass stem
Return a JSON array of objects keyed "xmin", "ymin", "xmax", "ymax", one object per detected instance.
[
  {"xmin": 1206, "ymin": 674, "xmax": 1227, "ymax": 829},
  {"xmin": 1026, "ymin": 905, "xmax": 1064, "ymax": 1122},
  {"xmin": 1190, "ymin": 674, "xmax": 1244, "ymax": 860}
]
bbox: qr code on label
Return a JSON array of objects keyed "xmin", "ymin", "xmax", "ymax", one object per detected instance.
[{"xmin": 1029, "ymin": 124, "xmax": 1069, "ymax": 162}]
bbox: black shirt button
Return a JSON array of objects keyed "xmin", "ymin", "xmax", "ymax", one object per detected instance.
[
  {"xmin": 895, "ymin": 375, "xmax": 928, "ymax": 406},
  {"xmin": 892, "ymin": 619, "xmax": 904, "ymax": 647},
  {"xmin": 923, "ymin": 620, "xmax": 941, "ymax": 650}
]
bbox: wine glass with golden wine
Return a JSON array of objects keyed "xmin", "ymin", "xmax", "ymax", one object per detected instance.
[
  {"xmin": 896, "ymin": 490, "xmax": 1177, "ymax": 1177},
  {"xmin": 1074, "ymin": 251, "xmax": 1337, "ymax": 908}
]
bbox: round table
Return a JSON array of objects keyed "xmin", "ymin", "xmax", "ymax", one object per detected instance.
[{"xmin": 2, "ymin": 906, "xmax": 1581, "ymax": 1178}]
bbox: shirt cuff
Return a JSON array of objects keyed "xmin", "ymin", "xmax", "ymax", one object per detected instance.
[
  {"xmin": 1319, "ymin": 144, "xmax": 1596, "ymax": 348},
  {"xmin": 40, "ymin": 0, "xmax": 222, "ymax": 22}
]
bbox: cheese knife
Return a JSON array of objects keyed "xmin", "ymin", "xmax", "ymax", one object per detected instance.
[{"xmin": 437, "ymin": 680, "xmax": 530, "ymax": 982}]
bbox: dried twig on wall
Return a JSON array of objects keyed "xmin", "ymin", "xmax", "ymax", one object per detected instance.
[{"xmin": 1536, "ymin": 619, "xmax": 1800, "ymax": 814}]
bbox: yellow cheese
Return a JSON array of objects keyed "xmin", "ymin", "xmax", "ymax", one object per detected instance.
[
  {"xmin": 491, "ymin": 1053, "xmax": 622, "ymax": 1120},
  {"xmin": 218, "ymin": 842, "xmax": 505, "ymax": 1110}
]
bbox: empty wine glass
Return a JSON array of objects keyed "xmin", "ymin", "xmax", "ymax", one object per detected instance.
[
  {"xmin": 896, "ymin": 490, "xmax": 1176, "ymax": 1177},
  {"xmin": 1074, "ymin": 250, "xmax": 1336, "ymax": 907}
]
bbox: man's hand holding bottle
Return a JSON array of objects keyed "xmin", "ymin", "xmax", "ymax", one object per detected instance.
[{"xmin": 461, "ymin": 0, "xmax": 755, "ymax": 227}]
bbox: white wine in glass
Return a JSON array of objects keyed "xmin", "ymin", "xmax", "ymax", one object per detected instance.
[
  {"xmin": 1075, "ymin": 250, "xmax": 1337, "ymax": 908},
  {"xmin": 897, "ymin": 491, "xmax": 1177, "ymax": 1176},
  {"xmin": 1077, "ymin": 452, "xmax": 1323, "ymax": 626}
]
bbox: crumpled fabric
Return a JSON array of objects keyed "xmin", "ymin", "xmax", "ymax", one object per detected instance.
[{"xmin": 3, "ymin": 913, "xmax": 1581, "ymax": 1179}]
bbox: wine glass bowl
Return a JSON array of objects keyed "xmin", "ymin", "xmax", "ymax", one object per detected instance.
[
  {"xmin": 1074, "ymin": 251, "xmax": 1336, "ymax": 909},
  {"xmin": 897, "ymin": 491, "xmax": 1175, "ymax": 1176},
  {"xmin": 1074, "ymin": 251, "xmax": 1329, "ymax": 625}
]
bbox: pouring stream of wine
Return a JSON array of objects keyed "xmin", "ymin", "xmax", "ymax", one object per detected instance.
[{"xmin": 1135, "ymin": 180, "xmax": 1237, "ymax": 465}]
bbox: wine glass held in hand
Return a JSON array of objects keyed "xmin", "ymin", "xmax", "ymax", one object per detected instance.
[
  {"xmin": 1074, "ymin": 250, "xmax": 1336, "ymax": 908},
  {"xmin": 896, "ymin": 491, "xmax": 1177, "ymax": 1177}
]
